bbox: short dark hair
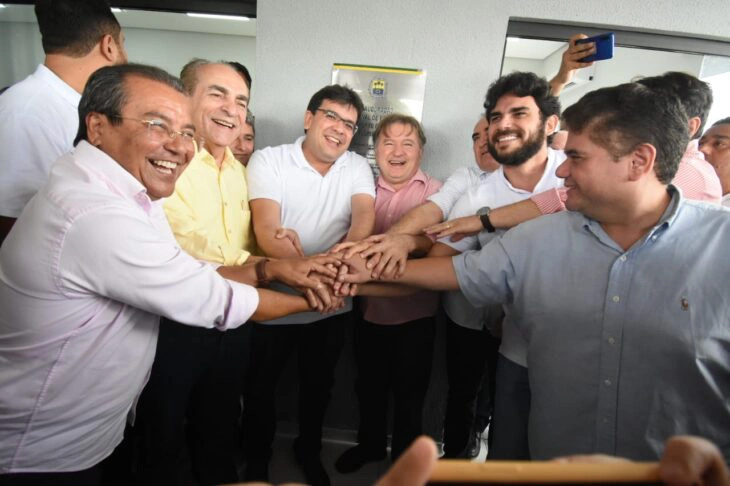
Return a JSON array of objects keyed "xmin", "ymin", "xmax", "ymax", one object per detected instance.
[
  {"xmin": 712, "ymin": 117, "xmax": 730, "ymax": 128},
  {"xmin": 35, "ymin": 0, "xmax": 121, "ymax": 57},
  {"xmin": 306, "ymin": 85, "xmax": 365, "ymax": 124},
  {"xmin": 179, "ymin": 58, "xmax": 250, "ymax": 94},
  {"xmin": 484, "ymin": 71, "xmax": 561, "ymax": 121},
  {"xmin": 74, "ymin": 64, "xmax": 185, "ymax": 145},
  {"xmin": 373, "ymin": 113, "xmax": 426, "ymax": 147},
  {"xmin": 227, "ymin": 61, "xmax": 252, "ymax": 90},
  {"xmin": 637, "ymin": 72, "xmax": 713, "ymax": 138},
  {"xmin": 244, "ymin": 110, "xmax": 255, "ymax": 134},
  {"xmin": 562, "ymin": 82, "xmax": 688, "ymax": 184}
]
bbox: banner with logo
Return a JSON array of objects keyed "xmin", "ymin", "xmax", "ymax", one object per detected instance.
[{"xmin": 332, "ymin": 63, "xmax": 427, "ymax": 175}]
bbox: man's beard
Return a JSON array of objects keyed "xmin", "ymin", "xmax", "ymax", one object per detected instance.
[{"xmin": 488, "ymin": 122, "xmax": 546, "ymax": 167}]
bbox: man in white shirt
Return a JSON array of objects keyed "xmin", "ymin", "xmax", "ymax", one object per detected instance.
[
  {"xmin": 432, "ymin": 72, "xmax": 564, "ymax": 460},
  {"xmin": 699, "ymin": 118, "xmax": 730, "ymax": 206},
  {"xmin": 0, "ymin": 64, "xmax": 336, "ymax": 485},
  {"xmin": 244, "ymin": 85, "xmax": 376, "ymax": 486},
  {"xmin": 0, "ymin": 0, "xmax": 128, "ymax": 244}
]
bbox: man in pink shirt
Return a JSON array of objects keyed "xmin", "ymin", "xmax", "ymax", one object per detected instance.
[{"xmin": 334, "ymin": 114, "xmax": 442, "ymax": 474}]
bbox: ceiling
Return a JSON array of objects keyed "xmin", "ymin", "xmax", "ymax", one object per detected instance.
[
  {"xmin": 0, "ymin": 2, "xmax": 256, "ymax": 36},
  {"xmin": 505, "ymin": 37, "xmax": 566, "ymax": 60},
  {"xmin": 1, "ymin": 0, "xmax": 256, "ymax": 16}
]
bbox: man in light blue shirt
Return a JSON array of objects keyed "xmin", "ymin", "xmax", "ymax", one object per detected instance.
[{"xmin": 341, "ymin": 82, "xmax": 730, "ymax": 461}]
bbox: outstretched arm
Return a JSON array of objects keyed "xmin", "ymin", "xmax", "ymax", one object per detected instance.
[{"xmin": 549, "ymin": 33, "xmax": 596, "ymax": 96}]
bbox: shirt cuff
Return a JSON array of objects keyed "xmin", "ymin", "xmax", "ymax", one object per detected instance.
[{"xmin": 531, "ymin": 188, "xmax": 567, "ymax": 214}]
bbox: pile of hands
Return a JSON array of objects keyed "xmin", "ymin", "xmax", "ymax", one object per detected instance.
[
  {"xmin": 265, "ymin": 232, "xmax": 420, "ymax": 314},
  {"xmin": 269, "ymin": 219, "xmax": 479, "ymax": 314}
]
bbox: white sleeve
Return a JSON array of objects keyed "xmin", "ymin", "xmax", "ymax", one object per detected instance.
[
  {"xmin": 58, "ymin": 204, "xmax": 259, "ymax": 329},
  {"xmin": 427, "ymin": 167, "xmax": 472, "ymax": 216},
  {"xmin": 438, "ymin": 189, "xmax": 480, "ymax": 253},
  {"xmin": 0, "ymin": 112, "xmax": 67, "ymax": 217},
  {"xmin": 348, "ymin": 155, "xmax": 376, "ymax": 197},
  {"xmin": 246, "ymin": 149, "xmax": 282, "ymax": 203}
]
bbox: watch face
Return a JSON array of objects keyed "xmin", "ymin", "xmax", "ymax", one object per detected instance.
[{"xmin": 477, "ymin": 206, "xmax": 490, "ymax": 216}]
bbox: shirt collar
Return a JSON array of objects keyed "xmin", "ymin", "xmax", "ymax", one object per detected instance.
[
  {"xmin": 376, "ymin": 169, "xmax": 429, "ymax": 192},
  {"xmin": 37, "ymin": 64, "xmax": 81, "ymax": 108},
  {"xmin": 581, "ymin": 185, "xmax": 682, "ymax": 249},
  {"xmin": 195, "ymin": 146, "xmax": 237, "ymax": 170},
  {"xmin": 74, "ymin": 141, "xmax": 154, "ymax": 213},
  {"xmin": 293, "ymin": 135, "xmax": 348, "ymax": 175}
]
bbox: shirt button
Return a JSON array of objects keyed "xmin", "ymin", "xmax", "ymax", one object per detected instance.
[
  {"xmin": 604, "ymin": 379, "xmax": 612, "ymax": 386},
  {"xmin": 602, "ymin": 417, "xmax": 608, "ymax": 424},
  {"xmin": 651, "ymin": 235, "xmax": 658, "ymax": 241},
  {"xmin": 619, "ymin": 255, "xmax": 627, "ymax": 262},
  {"xmin": 228, "ymin": 229, "xmax": 232, "ymax": 234},
  {"xmin": 611, "ymin": 295, "xmax": 620, "ymax": 303},
  {"xmin": 224, "ymin": 202, "xmax": 228, "ymax": 207},
  {"xmin": 608, "ymin": 337, "xmax": 615, "ymax": 345}
]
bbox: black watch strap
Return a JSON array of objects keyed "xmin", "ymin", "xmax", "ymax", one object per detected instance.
[{"xmin": 477, "ymin": 207, "xmax": 496, "ymax": 233}]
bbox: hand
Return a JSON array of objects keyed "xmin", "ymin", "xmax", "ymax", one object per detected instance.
[
  {"xmin": 375, "ymin": 436, "xmax": 438, "ymax": 486},
  {"xmin": 332, "ymin": 263, "xmax": 359, "ymax": 297},
  {"xmin": 337, "ymin": 252, "xmax": 374, "ymax": 285},
  {"xmin": 424, "ymin": 215, "xmax": 482, "ymax": 242},
  {"xmin": 551, "ymin": 34, "xmax": 596, "ymax": 95},
  {"xmin": 357, "ymin": 234, "xmax": 415, "ymax": 279},
  {"xmin": 660, "ymin": 436, "xmax": 730, "ymax": 486},
  {"xmin": 232, "ymin": 436, "xmax": 438, "ymax": 486},
  {"xmin": 330, "ymin": 236, "xmax": 380, "ymax": 256},
  {"xmin": 555, "ymin": 435, "xmax": 730, "ymax": 486},
  {"xmin": 266, "ymin": 254, "xmax": 340, "ymax": 290},
  {"xmin": 303, "ymin": 284, "xmax": 345, "ymax": 314},
  {"xmin": 274, "ymin": 227, "xmax": 305, "ymax": 257}
]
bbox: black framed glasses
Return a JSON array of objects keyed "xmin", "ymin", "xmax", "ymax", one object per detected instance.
[{"xmin": 316, "ymin": 109, "xmax": 358, "ymax": 134}]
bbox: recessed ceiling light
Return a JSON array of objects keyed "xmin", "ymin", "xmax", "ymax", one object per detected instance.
[
  {"xmin": 186, "ymin": 12, "xmax": 250, "ymax": 21},
  {"xmin": 111, "ymin": 7, "xmax": 125, "ymax": 13}
]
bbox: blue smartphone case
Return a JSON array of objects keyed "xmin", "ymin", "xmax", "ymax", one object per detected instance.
[{"xmin": 576, "ymin": 32, "xmax": 615, "ymax": 62}]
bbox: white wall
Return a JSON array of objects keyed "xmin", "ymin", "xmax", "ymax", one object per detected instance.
[
  {"xmin": 545, "ymin": 47, "xmax": 704, "ymax": 109},
  {"xmin": 0, "ymin": 23, "xmax": 256, "ymax": 99},
  {"xmin": 254, "ymin": 0, "xmax": 730, "ymax": 181}
]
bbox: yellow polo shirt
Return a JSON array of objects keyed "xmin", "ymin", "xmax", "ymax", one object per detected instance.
[{"xmin": 164, "ymin": 147, "xmax": 256, "ymax": 265}]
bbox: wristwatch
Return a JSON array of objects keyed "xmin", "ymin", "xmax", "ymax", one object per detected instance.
[{"xmin": 476, "ymin": 206, "xmax": 496, "ymax": 233}]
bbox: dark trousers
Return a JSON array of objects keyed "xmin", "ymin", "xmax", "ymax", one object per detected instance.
[
  {"xmin": 488, "ymin": 354, "xmax": 531, "ymax": 460},
  {"xmin": 135, "ymin": 318, "xmax": 251, "ymax": 486},
  {"xmin": 354, "ymin": 316, "xmax": 436, "ymax": 460},
  {"xmin": 442, "ymin": 317, "xmax": 500, "ymax": 458},
  {"xmin": 243, "ymin": 314, "xmax": 348, "ymax": 467}
]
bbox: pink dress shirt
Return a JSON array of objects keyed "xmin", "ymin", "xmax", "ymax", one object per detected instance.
[
  {"xmin": 531, "ymin": 141, "xmax": 722, "ymax": 214},
  {"xmin": 360, "ymin": 170, "xmax": 442, "ymax": 325},
  {"xmin": 0, "ymin": 142, "xmax": 258, "ymax": 473}
]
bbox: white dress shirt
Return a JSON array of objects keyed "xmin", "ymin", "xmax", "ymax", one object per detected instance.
[
  {"xmin": 0, "ymin": 64, "xmax": 81, "ymax": 217},
  {"xmin": 0, "ymin": 142, "xmax": 259, "ymax": 473},
  {"xmin": 439, "ymin": 149, "xmax": 565, "ymax": 367},
  {"xmin": 247, "ymin": 136, "xmax": 375, "ymax": 324}
]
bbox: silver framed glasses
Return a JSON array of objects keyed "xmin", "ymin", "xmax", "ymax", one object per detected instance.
[{"xmin": 113, "ymin": 116, "xmax": 199, "ymax": 151}]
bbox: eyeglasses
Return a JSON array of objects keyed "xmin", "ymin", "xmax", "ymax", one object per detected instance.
[
  {"xmin": 113, "ymin": 116, "xmax": 198, "ymax": 151},
  {"xmin": 316, "ymin": 109, "xmax": 358, "ymax": 134}
]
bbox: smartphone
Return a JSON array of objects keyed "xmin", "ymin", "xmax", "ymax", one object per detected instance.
[{"xmin": 575, "ymin": 32, "xmax": 615, "ymax": 62}]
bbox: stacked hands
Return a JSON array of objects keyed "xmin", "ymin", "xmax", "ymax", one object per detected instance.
[{"xmin": 266, "ymin": 217, "xmax": 479, "ymax": 310}]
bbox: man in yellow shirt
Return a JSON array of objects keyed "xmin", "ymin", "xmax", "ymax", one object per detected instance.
[{"xmin": 135, "ymin": 59, "xmax": 290, "ymax": 485}]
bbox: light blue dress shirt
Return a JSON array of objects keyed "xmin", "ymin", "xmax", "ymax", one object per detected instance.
[{"xmin": 453, "ymin": 187, "xmax": 730, "ymax": 461}]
